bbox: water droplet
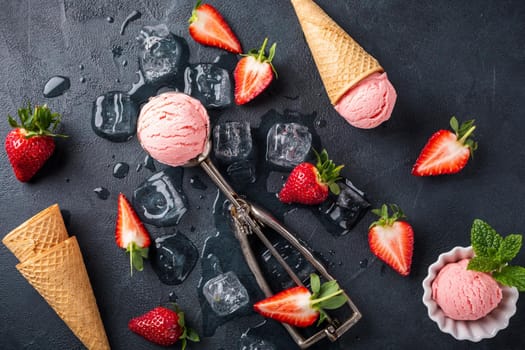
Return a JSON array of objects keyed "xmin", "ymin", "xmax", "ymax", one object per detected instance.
[
  {"xmin": 190, "ymin": 175, "xmax": 207, "ymax": 190},
  {"xmin": 65, "ymin": 178, "xmax": 70, "ymax": 183},
  {"xmin": 136, "ymin": 163, "xmax": 143, "ymax": 172},
  {"xmin": 115, "ymin": 78, "xmax": 120, "ymax": 83},
  {"xmin": 359, "ymin": 258, "xmax": 368, "ymax": 268},
  {"xmin": 93, "ymin": 187, "xmax": 110, "ymax": 200},
  {"xmin": 190, "ymin": 226, "xmax": 195, "ymax": 232},
  {"xmin": 79, "ymin": 77, "xmax": 86, "ymax": 83},
  {"xmin": 122, "ymin": 60, "xmax": 128, "ymax": 66},
  {"xmin": 43, "ymin": 76, "xmax": 70, "ymax": 98},
  {"xmin": 329, "ymin": 249, "xmax": 336, "ymax": 255},
  {"xmin": 120, "ymin": 10, "xmax": 142, "ymax": 35},
  {"xmin": 106, "ymin": 16, "xmax": 114, "ymax": 23},
  {"xmin": 144, "ymin": 155, "xmax": 156, "ymax": 172},
  {"xmin": 315, "ymin": 118, "xmax": 327, "ymax": 128},
  {"xmin": 168, "ymin": 291, "xmax": 178, "ymax": 302},
  {"xmin": 113, "ymin": 162, "xmax": 129, "ymax": 179},
  {"xmin": 111, "ymin": 45, "xmax": 123, "ymax": 58},
  {"xmin": 79, "ymin": 64, "xmax": 84, "ymax": 70},
  {"xmin": 199, "ymin": 195, "xmax": 205, "ymax": 200}
]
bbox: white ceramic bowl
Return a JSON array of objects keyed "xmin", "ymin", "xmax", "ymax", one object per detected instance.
[{"xmin": 422, "ymin": 246, "xmax": 519, "ymax": 342}]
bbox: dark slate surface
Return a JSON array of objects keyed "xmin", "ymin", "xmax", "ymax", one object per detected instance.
[{"xmin": 1, "ymin": 0, "xmax": 524, "ymax": 349}]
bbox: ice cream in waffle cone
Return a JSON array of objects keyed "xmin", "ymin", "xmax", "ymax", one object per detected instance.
[
  {"xmin": 3, "ymin": 206, "xmax": 110, "ymax": 349},
  {"xmin": 2, "ymin": 204, "xmax": 68, "ymax": 262},
  {"xmin": 290, "ymin": 0, "xmax": 397, "ymax": 129}
]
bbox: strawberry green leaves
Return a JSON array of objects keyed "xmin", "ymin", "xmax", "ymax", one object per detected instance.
[
  {"xmin": 309, "ymin": 273, "xmax": 347, "ymax": 326},
  {"xmin": 8, "ymin": 103, "xmax": 67, "ymax": 138},
  {"xmin": 468, "ymin": 219, "xmax": 525, "ymax": 291}
]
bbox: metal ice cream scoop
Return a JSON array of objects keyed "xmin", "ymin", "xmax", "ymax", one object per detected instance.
[{"xmin": 185, "ymin": 140, "xmax": 361, "ymax": 348}]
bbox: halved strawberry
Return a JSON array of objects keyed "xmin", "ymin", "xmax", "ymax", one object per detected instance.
[
  {"xmin": 234, "ymin": 38, "xmax": 277, "ymax": 105},
  {"xmin": 279, "ymin": 149, "xmax": 343, "ymax": 205},
  {"xmin": 253, "ymin": 274, "xmax": 347, "ymax": 327},
  {"xmin": 188, "ymin": 0, "xmax": 242, "ymax": 54},
  {"xmin": 368, "ymin": 204, "xmax": 414, "ymax": 276},
  {"xmin": 116, "ymin": 193, "xmax": 151, "ymax": 275},
  {"xmin": 412, "ymin": 117, "xmax": 477, "ymax": 176}
]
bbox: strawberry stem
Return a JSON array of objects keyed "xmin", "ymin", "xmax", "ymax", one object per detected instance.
[
  {"xmin": 258, "ymin": 38, "xmax": 268, "ymax": 61},
  {"xmin": 310, "ymin": 289, "xmax": 344, "ymax": 306},
  {"xmin": 458, "ymin": 125, "xmax": 476, "ymax": 144}
]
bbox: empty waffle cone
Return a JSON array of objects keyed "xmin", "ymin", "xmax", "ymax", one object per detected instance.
[
  {"xmin": 290, "ymin": 0, "xmax": 384, "ymax": 105},
  {"xmin": 2, "ymin": 204, "xmax": 68, "ymax": 262},
  {"xmin": 16, "ymin": 237, "xmax": 110, "ymax": 350}
]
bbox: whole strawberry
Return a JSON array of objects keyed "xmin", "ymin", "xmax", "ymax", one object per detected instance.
[
  {"xmin": 129, "ymin": 305, "xmax": 199, "ymax": 348},
  {"xmin": 368, "ymin": 204, "xmax": 414, "ymax": 276},
  {"xmin": 278, "ymin": 149, "xmax": 343, "ymax": 205},
  {"xmin": 5, "ymin": 104, "xmax": 66, "ymax": 182}
]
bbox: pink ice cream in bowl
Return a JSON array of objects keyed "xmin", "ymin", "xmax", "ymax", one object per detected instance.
[{"xmin": 422, "ymin": 246, "xmax": 519, "ymax": 342}]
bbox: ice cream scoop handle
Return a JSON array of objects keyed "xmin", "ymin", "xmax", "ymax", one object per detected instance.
[{"xmin": 199, "ymin": 157, "xmax": 240, "ymax": 206}]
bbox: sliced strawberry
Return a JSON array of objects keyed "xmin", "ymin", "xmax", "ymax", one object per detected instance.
[
  {"xmin": 368, "ymin": 204, "xmax": 414, "ymax": 276},
  {"xmin": 253, "ymin": 274, "xmax": 347, "ymax": 327},
  {"xmin": 412, "ymin": 117, "xmax": 477, "ymax": 176},
  {"xmin": 279, "ymin": 149, "xmax": 343, "ymax": 205},
  {"xmin": 116, "ymin": 193, "xmax": 151, "ymax": 275},
  {"xmin": 188, "ymin": 0, "xmax": 242, "ymax": 54},
  {"xmin": 234, "ymin": 38, "xmax": 277, "ymax": 105}
]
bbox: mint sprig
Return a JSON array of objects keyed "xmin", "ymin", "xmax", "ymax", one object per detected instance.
[
  {"xmin": 309, "ymin": 273, "xmax": 347, "ymax": 326},
  {"xmin": 467, "ymin": 219, "xmax": 525, "ymax": 291}
]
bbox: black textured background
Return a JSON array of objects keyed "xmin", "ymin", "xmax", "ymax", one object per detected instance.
[{"xmin": 1, "ymin": 0, "xmax": 524, "ymax": 349}]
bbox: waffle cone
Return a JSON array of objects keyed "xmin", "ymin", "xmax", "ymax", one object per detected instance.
[
  {"xmin": 16, "ymin": 237, "xmax": 110, "ymax": 350},
  {"xmin": 290, "ymin": 0, "xmax": 383, "ymax": 105},
  {"xmin": 2, "ymin": 204, "xmax": 68, "ymax": 262}
]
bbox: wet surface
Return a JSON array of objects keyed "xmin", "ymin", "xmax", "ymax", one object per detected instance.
[{"xmin": 0, "ymin": 1, "xmax": 524, "ymax": 350}]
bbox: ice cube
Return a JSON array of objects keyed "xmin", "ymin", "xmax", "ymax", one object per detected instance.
[
  {"xmin": 137, "ymin": 24, "xmax": 189, "ymax": 84},
  {"xmin": 91, "ymin": 91, "xmax": 138, "ymax": 142},
  {"xmin": 266, "ymin": 123, "xmax": 312, "ymax": 168},
  {"xmin": 318, "ymin": 179, "xmax": 370, "ymax": 236},
  {"xmin": 202, "ymin": 271, "xmax": 249, "ymax": 316},
  {"xmin": 152, "ymin": 232, "xmax": 198, "ymax": 285},
  {"xmin": 132, "ymin": 167, "xmax": 188, "ymax": 227},
  {"xmin": 260, "ymin": 239, "xmax": 316, "ymax": 290},
  {"xmin": 213, "ymin": 121, "xmax": 253, "ymax": 163},
  {"xmin": 184, "ymin": 63, "xmax": 232, "ymax": 108},
  {"xmin": 227, "ymin": 161, "xmax": 256, "ymax": 184},
  {"xmin": 239, "ymin": 334, "xmax": 276, "ymax": 350}
]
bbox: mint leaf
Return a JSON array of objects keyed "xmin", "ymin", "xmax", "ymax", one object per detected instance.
[
  {"xmin": 318, "ymin": 294, "xmax": 347, "ymax": 310},
  {"xmin": 493, "ymin": 266, "xmax": 525, "ymax": 292},
  {"xmin": 318, "ymin": 280, "xmax": 339, "ymax": 297},
  {"xmin": 467, "ymin": 256, "xmax": 501, "ymax": 272},
  {"xmin": 310, "ymin": 274, "xmax": 321, "ymax": 296},
  {"xmin": 497, "ymin": 234, "xmax": 522, "ymax": 263},
  {"xmin": 471, "ymin": 219, "xmax": 502, "ymax": 258}
]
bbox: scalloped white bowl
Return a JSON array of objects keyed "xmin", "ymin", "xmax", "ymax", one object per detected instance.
[{"xmin": 422, "ymin": 246, "xmax": 519, "ymax": 342}]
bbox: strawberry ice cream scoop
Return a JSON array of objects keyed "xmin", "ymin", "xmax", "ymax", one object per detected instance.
[
  {"xmin": 137, "ymin": 92, "xmax": 210, "ymax": 167},
  {"xmin": 431, "ymin": 259, "xmax": 502, "ymax": 321},
  {"xmin": 334, "ymin": 72, "xmax": 396, "ymax": 129}
]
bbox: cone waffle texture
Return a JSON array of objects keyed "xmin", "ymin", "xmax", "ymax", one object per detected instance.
[
  {"xmin": 291, "ymin": 0, "xmax": 383, "ymax": 105},
  {"xmin": 16, "ymin": 236, "xmax": 110, "ymax": 350},
  {"xmin": 2, "ymin": 204, "xmax": 68, "ymax": 262}
]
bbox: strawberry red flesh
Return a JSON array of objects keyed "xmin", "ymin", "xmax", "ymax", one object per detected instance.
[
  {"xmin": 234, "ymin": 38, "xmax": 277, "ymax": 105},
  {"xmin": 115, "ymin": 193, "xmax": 151, "ymax": 275},
  {"xmin": 368, "ymin": 204, "xmax": 414, "ymax": 276},
  {"xmin": 188, "ymin": 0, "xmax": 242, "ymax": 54},
  {"xmin": 254, "ymin": 286, "xmax": 318, "ymax": 327},
  {"xmin": 412, "ymin": 117, "xmax": 477, "ymax": 176},
  {"xmin": 253, "ymin": 274, "xmax": 347, "ymax": 328}
]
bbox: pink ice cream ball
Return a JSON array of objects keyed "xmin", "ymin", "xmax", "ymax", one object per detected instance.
[
  {"xmin": 137, "ymin": 92, "xmax": 210, "ymax": 167},
  {"xmin": 334, "ymin": 72, "xmax": 397, "ymax": 129},
  {"xmin": 431, "ymin": 259, "xmax": 503, "ymax": 321}
]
